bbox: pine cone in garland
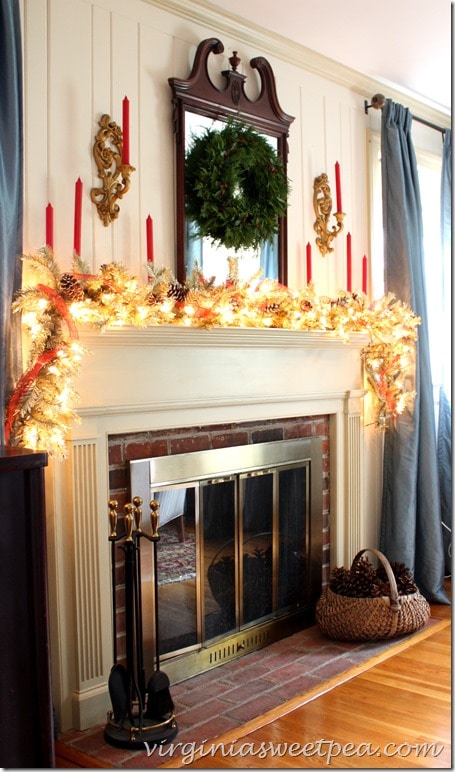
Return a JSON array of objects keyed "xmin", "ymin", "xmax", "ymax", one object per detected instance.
[
  {"xmin": 167, "ymin": 283, "xmax": 189, "ymax": 303},
  {"xmin": 60, "ymin": 273, "xmax": 85, "ymax": 301}
]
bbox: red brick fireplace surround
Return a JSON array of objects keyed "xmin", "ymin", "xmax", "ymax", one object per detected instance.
[
  {"xmin": 108, "ymin": 416, "xmax": 331, "ymax": 664},
  {"xmin": 44, "ymin": 325, "xmax": 381, "ymax": 733}
]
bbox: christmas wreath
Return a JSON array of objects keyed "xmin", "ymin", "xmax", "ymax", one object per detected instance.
[{"xmin": 185, "ymin": 119, "xmax": 289, "ymax": 252}]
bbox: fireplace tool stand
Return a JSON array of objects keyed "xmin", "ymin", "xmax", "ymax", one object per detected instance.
[{"xmin": 104, "ymin": 498, "xmax": 178, "ymax": 749}]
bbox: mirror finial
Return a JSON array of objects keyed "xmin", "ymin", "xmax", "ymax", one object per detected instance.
[{"xmin": 229, "ymin": 51, "xmax": 241, "ymax": 72}]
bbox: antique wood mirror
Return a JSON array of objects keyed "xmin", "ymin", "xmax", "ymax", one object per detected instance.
[{"xmin": 169, "ymin": 38, "xmax": 294, "ymax": 285}]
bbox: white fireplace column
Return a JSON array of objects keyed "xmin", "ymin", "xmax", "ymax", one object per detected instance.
[
  {"xmin": 44, "ymin": 327, "xmax": 381, "ymax": 731},
  {"xmin": 46, "ymin": 428, "xmax": 113, "ymax": 732}
]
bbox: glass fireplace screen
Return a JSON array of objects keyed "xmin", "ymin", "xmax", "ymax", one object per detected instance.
[{"xmin": 129, "ymin": 438, "xmax": 322, "ymax": 678}]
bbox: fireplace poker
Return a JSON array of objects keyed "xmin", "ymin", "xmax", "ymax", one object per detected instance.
[
  {"xmin": 132, "ymin": 497, "xmax": 147, "ymax": 702},
  {"xmin": 144, "ymin": 499, "xmax": 176, "ymax": 722}
]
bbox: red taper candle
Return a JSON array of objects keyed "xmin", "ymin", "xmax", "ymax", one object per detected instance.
[
  {"xmin": 335, "ymin": 161, "xmax": 342, "ymax": 213},
  {"xmin": 45, "ymin": 202, "xmax": 54, "ymax": 250},
  {"xmin": 146, "ymin": 215, "xmax": 154, "ymax": 264},
  {"xmin": 306, "ymin": 242, "xmax": 312, "ymax": 284},
  {"xmin": 122, "ymin": 96, "xmax": 130, "ymax": 165},
  {"xmin": 73, "ymin": 178, "xmax": 82, "ymax": 256}
]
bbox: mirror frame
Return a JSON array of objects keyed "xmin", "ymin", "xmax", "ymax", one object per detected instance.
[{"xmin": 169, "ymin": 38, "xmax": 294, "ymax": 285}]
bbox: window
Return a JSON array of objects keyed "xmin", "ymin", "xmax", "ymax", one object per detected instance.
[{"xmin": 368, "ymin": 125, "xmax": 448, "ymax": 423}]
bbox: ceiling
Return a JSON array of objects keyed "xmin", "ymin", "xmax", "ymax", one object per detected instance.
[{"xmin": 209, "ymin": 0, "xmax": 452, "ymax": 113}]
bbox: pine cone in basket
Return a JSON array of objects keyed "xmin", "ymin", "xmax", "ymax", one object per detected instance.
[
  {"xmin": 377, "ymin": 560, "xmax": 418, "ymax": 595},
  {"xmin": 329, "ymin": 556, "xmax": 418, "ymax": 598}
]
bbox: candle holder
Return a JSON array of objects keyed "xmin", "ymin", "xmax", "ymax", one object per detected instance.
[
  {"xmin": 313, "ymin": 173, "xmax": 344, "ymax": 255},
  {"xmin": 90, "ymin": 113, "xmax": 135, "ymax": 226}
]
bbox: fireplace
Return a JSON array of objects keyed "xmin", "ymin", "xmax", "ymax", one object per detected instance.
[
  {"xmin": 45, "ymin": 325, "xmax": 382, "ymax": 731},
  {"xmin": 125, "ymin": 433, "xmax": 324, "ymax": 683}
]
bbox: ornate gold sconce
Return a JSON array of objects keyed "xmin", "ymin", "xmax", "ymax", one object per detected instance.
[
  {"xmin": 313, "ymin": 173, "xmax": 344, "ymax": 255},
  {"xmin": 90, "ymin": 114, "xmax": 135, "ymax": 226}
]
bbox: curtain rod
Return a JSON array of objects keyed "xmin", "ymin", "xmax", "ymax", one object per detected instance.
[{"xmin": 364, "ymin": 93, "xmax": 447, "ymax": 136}]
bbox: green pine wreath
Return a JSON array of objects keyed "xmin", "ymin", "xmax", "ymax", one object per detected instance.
[{"xmin": 185, "ymin": 119, "xmax": 289, "ymax": 252}]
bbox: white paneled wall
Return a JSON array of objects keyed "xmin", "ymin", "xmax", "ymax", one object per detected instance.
[
  {"xmin": 21, "ymin": 0, "xmax": 393, "ymax": 296},
  {"xmin": 21, "ymin": 0, "xmax": 448, "ymax": 294}
]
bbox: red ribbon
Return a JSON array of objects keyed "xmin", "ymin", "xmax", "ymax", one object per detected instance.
[
  {"xmin": 36, "ymin": 284, "xmax": 79, "ymax": 339},
  {"xmin": 4, "ymin": 348, "xmax": 59, "ymax": 445}
]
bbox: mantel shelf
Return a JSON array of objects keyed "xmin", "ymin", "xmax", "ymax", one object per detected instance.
[{"xmin": 78, "ymin": 325, "xmax": 370, "ymax": 350}]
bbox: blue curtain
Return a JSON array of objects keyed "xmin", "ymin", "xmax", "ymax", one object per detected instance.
[
  {"xmin": 438, "ymin": 129, "xmax": 452, "ymax": 575},
  {"xmin": 185, "ymin": 220, "xmax": 203, "ymax": 276},
  {"xmin": 259, "ymin": 235, "xmax": 278, "ymax": 280},
  {"xmin": 0, "ymin": 0, "xmax": 23, "ymax": 445},
  {"xmin": 379, "ymin": 100, "xmax": 448, "ymax": 603}
]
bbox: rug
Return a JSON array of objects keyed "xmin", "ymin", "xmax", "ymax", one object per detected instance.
[
  {"xmin": 55, "ymin": 617, "xmax": 447, "ymax": 769},
  {"xmin": 157, "ymin": 524, "xmax": 196, "ymax": 585}
]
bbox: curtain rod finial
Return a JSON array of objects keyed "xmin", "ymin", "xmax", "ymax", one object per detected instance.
[
  {"xmin": 371, "ymin": 93, "xmax": 386, "ymax": 109},
  {"xmin": 364, "ymin": 93, "xmax": 386, "ymax": 114}
]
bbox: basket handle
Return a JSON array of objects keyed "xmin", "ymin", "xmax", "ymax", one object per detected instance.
[{"xmin": 352, "ymin": 547, "xmax": 400, "ymax": 616}]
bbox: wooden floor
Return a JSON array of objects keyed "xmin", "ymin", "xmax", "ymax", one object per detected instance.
[{"xmin": 56, "ymin": 589, "xmax": 451, "ymax": 769}]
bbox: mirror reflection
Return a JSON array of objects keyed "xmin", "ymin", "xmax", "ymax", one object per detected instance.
[
  {"xmin": 169, "ymin": 38, "xmax": 294, "ymax": 285},
  {"xmin": 185, "ymin": 113, "xmax": 280, "ymax": 283}
]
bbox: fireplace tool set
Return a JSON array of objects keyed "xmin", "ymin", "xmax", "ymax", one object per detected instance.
[{"xmin": 104, "ymin": 497, "xmax": 178, "ymax": 749}]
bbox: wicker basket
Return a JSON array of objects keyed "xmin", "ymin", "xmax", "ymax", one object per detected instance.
[{"xmin": 316, "ymin": 548, "xmax": 430, "ymax": 641}]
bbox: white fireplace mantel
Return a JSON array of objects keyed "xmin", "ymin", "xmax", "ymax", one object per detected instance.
[
  {"xmin": 73, "ymin": 325, "xmax": 368, "ymax": 420},
  {"xmin": 45, "ymin": 326, "xmax": 383, "ymax": 732}
]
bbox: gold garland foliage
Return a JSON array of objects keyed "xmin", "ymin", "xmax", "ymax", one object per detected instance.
[{"xmin": 5, "ymin": 248, "xmax": 420, "ymax": 459}]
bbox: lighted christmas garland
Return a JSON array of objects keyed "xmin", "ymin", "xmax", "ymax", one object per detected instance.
[
  {"xmin": 5, "ymin": 248, "xmax": 420, "ymax": 459},
  {"xmin": 185, "ymin": 120, "xmax": 289, "ymax": 251}
]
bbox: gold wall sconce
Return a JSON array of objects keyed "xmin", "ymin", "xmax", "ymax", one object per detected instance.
[
  {"xmin": 90, "ymin": 114, "xmax": 135, "ymax": 226},
  {"xmin": 313, "ymin": 173, "xmax": 344, "ymax": 255}
]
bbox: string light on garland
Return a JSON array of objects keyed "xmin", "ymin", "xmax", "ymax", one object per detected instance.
[{"xmin": 5, "ymin": 249, "xmax": 420, "ymax": 458}]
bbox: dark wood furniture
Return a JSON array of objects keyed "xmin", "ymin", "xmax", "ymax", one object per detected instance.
[{"xmin": 0, "ymin": 447, "xmax": 55, "ymax": 768}]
